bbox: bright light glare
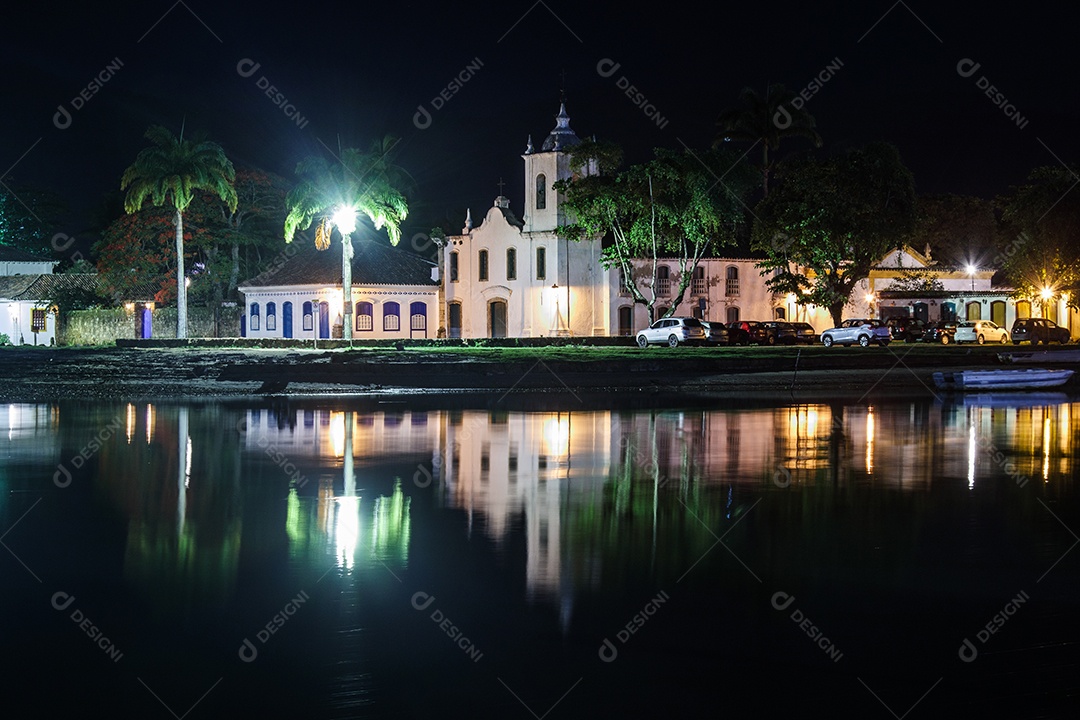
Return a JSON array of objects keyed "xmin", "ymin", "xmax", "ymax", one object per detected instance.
[
  {"xmin": 966, "ymin": 264, "xmax": 976, "ymax": 275},
  {"xmin": 1040, "ymin": 287, "xmax": 1053, "ymax": 301},
  {"xmin": 333, "ymin": 207, "xmax": 357, "ymax": 234}
]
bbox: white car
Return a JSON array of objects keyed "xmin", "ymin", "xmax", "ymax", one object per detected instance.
[
  {"xmin": 636, "ymin": 317, "xmax": 706, "ymax": 348},
  {"xmin": 820, "ymin": 319, "xmax": 891, "ymax": 347},
  {"xmin": 955, "ymin": 320, "xmax": 1008, "ymax": 345}
]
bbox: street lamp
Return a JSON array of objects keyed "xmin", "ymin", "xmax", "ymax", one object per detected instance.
[
  {"xmin": 332, "ymin": 206, "xmax": 358, "ymax": 342},
  {"xmin": 966, "ymin": 264, "xmax": 976, "ymax": 292}
]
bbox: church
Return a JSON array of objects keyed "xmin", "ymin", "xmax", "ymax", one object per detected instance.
[
  {"xmin": 441, "ymin": 103, "xmax": 612, "ymax": 338},
  {"xmin": 236, "ymin": 102, "xmax": 1077, "ymax": 342}
]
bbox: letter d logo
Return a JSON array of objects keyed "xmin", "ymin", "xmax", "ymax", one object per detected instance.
[
  {"xmin": 771, "ymin": 591, "xmax": 796, "ymax": 611},
  {"xmin": 598, "ymin": 638, "xmax": 618, "ymax": 663},
  {"xmin": 238, "ymin": 638, "xmax": 258, "ymax": 662},
  {"xmin": 958, "ymin": 637, "xmax": 978, "ymax": 663},
  {"xmin": 413, "ymin": 104, "xmax": 432, "ymax": 130},
  {"xmin": 236, "ymin": 58, "xmax": 261, "ymax": 78},
  {"xmin": 956, "ymin": 58, "xmax": 981, "ymax": 78},
  {"xmin": 411, "ymin": 591, "xmax": 435, "ymax": 611},
  {"xmin": 51, "ymin": 591, "xmax": 76, "ymax": 611},
  {"xmin": 596, "ymin": 58, "xmax": 621, "ymax": 78},
  {"xmin": 772, "ymin": 105, "xmax": 792, "ymax": 130},
  {"xmin": 54, "ymin": 463, "xmax": 72, "ymax": 488},
  {"xmin": 53, "ymin": 104, "xmax": 72, "ymax": 130}
]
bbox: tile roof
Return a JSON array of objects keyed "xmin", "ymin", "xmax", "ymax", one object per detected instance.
[
  {"xmin": 240, "ymin": 239, "xmax": 437, "ymax": 289},
  {"xmin": 0, "ymin": 273, "xmax": 159, "ymax": 302}
]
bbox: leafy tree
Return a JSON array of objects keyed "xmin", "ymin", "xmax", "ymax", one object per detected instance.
[
  {"xmin": 94, "ymin": 206, "xmax": 178, "ymax": 303},
  {"xmin": 185, "ymin": 167, "xmax": 288, "ymax": 307},
  {"xmin": 121, "ymin": 125, "xmax": 237, "ymax": 338},
  {"xmin": 714, "ymin": 84, "xmax": 822, "ymax": 196},
  {"xmin": 998, "ymin": 165, "xmax": 1080, "ymax": 308},
  {"xmin": 0, "ymin": 182, "xmax": 68, "ymax": 257},
  {"xmin": 557, "ymin": 143, "xmax": 757, "ymax": 322},
  {"xmin": 283, "ymin": 137, "xmax": 409, "ymax": 340},
  {"xmin": 915, "ymin": 194, "xmax": 999, "ymax": 269},
  {"xmin": 752, "ymin": 143, "xmax": 918, "ymax": 326}
]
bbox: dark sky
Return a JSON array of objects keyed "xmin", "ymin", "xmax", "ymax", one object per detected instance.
[{"xmin": 3, "ymin": 1, "xmax": 1077, "ymax": 256}]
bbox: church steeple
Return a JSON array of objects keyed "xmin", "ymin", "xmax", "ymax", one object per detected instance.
[
  {"xmin": 540, "ymin": 103, "xmax": 580, "ymax": 153},
  {"xmin": 523, "ymin": 101, "xmax": 588, "ymax": 233}
]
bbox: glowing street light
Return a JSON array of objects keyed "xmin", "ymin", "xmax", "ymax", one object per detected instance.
[
  {"xmin": 332, "ymin": 206, "xmax": 358, "ymax": 341},
  {"xmin": 966, "ymin": 264, "xmax": 976, "ymax": 292},
  {"xmin": 333, "ymin": 206, "xmax": 357, "ymax": 234},
  {"xmin": 1040, "ymin": 286, "xmax": 1053, "ymax": 301}
]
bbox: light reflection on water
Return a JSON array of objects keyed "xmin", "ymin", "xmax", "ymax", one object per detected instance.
[
  {"xmin": 3, "ymin": 397, "xmax": 1076, "ymax": 602},
  {"xmin": 1, "ymin": 397, "xmax": 1077, "ymax": 716}
]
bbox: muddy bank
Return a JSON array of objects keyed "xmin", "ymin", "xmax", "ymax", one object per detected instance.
[{"xmin": 1, "ymin": 345, "xmax": 1075, "ymax": 404}]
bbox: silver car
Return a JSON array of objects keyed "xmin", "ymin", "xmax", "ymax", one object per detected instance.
[
  {"xmin": 820, "ymin": 319, "xmax": 891, "ymax": 347},
  {"xmin": 954, "ymin": 320, "xmax": 1008, "ymax": 345},
  {"xmin": 636, "ymin": 317, "xmax": 707, "ymax": 348}
]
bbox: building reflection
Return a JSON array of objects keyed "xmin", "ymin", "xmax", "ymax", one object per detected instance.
[{"xmin": 28, "ymin": 397, "xmax": 1079, "ymax": 612}]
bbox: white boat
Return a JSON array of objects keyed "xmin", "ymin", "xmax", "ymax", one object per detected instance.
[
  {"xmin": 932, "ymin": 368, "xmax": 1075, "ymax": 391},
  {"xmin": 997, "ymin": 350, "xmax": 1080, "ymax": 364}
]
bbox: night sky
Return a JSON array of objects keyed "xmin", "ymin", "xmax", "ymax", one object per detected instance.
[{"xmin": 3, "ymin": 1, "xmax": 1077, "ymax": 256}]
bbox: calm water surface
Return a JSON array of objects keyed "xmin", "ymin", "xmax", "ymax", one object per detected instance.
[{"xmin": 2, "ymin": 396, "xmax": 1078, "ymax": 717}]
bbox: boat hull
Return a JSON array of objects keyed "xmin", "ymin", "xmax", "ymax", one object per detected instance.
[{"xmin": 933, "ymin": 369, "xmax": 1075, "ymax": 391}]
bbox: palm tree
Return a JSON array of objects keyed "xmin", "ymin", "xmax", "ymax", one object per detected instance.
[
  {"xmin": 121, "ymin": 125, "xmax": 237, "ymax": 338},
  {"xmin": 283, "ymin": 138, "xmax": 409, "ymax": 341},
  {"xmin": 715, "ymin": 84, "xmax": 822, "ymax": 196}
]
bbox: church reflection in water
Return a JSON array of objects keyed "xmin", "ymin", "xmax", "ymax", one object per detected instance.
[{"xmin": 56, "ymin": 395, "xmax": 1077, "ymax": 609}]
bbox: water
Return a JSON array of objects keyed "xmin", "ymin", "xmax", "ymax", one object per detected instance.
[{"xmin": 2, "ymin": 396, "xmax": 1077, "ymax": 717}]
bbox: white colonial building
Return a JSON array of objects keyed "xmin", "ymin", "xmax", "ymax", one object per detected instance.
[
  {"xmin": 239, "ymin": 239, "xmax": 439, "ymax": 340},
  {"xmin": 0, "ymin": 247, "xmax": 59, "ymax": 345},
  {"xmin": 442, "ymin": 104, "xmax": 609, "ymax": 338}
]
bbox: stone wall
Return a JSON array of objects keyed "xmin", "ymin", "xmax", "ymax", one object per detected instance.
[{"xmin": 58, "ymin": 306, "xmax": 242, "ymax": 346}]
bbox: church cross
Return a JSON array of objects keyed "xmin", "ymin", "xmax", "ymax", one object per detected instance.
[{"xmin": 497, "ymin": 177, "xmax": 506, "ymax": 195}]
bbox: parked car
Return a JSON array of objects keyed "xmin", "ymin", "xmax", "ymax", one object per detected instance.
[
  {"xmin": 789, "ymin": 322, "xmax": 820, "ymax": 344},
  {"xmin": 762, "ymin": 321, "xmax": 798, "ymax": 345},
  {"xmin": 636, "ymin": 316, "xmax": 706, "ymax": 348},
  {"xmin": 922, "ymin": 322, "xmax": 959, "ymax": 345},
  {"xmin": 887, "ymin": 317, "xmax": 928, "ymax": 343},
  {"xmin": 820, "ymin": 319, "xmax": 891, "ymax": 347},
  {"xmin": 728, "ymin": 320, "xmax": 769, "ymax": 345},
  {"xmin": 700, "ymin": 320, "xmax": 729, "ymax": 345},
  {"xmin": 955, "ymin": 320, "xmax": 1009, "ymax": 345},
  {"xmin": 1010, "ymin": 317, "xmax": 1071, "ymax": 345}
]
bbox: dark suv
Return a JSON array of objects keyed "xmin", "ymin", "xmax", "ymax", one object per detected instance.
[
  {"xmin": 762, "ymin": 321, "xmax": 798, "ymax": 345},
  {"xmin": 1010, "ymin": 317, "xmax": 1071, "ymax": 345},
  {"xmin": 888, "ymin": 317, "xmax": 927, "ymax": 343},
  {"xmin": 922, "ymin": 322, "xmax": 958, "ymax": 345}
]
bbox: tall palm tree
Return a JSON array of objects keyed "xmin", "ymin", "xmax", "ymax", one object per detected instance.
[
  {"xmin": 715, "ymin": 84, "xmax": 822, "ymax": 196},
  {"xmin": 121, "ymin": 125, "xmax": 237, "ymax": 338},
  {"xmin": 283, "ymin": 138, "xmax": 409, "ymax": 341}
]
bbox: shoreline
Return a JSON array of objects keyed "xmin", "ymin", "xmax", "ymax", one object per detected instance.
[{"xmin": 2, "ymin": 344, "xmax": 1077, "ymax": 404}]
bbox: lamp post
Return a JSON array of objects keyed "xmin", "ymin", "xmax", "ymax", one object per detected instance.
[
  {"xmin": 332, "ymin": 206, "xmax": 357, "ymax": 342},
  {"xmin": 966, "ymin": 265, "xmax": 976, "ymax": 292}
]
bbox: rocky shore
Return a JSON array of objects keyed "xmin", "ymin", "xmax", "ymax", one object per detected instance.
[{"xmin": 3, "ymin": 343, "xmax": 1077, "ymax": 404}]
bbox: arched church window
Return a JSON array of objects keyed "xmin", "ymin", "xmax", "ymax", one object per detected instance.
[{"xmin": 536, "ymin": 174, "xmax": 546, "ymax": 210}]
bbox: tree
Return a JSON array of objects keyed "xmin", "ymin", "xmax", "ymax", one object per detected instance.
[
  {"xmin": 283, "ymin": 137, "xmax": 409, "ymax": 341},
  {"xmin": 121, "ymin": 125, "xmax": 237, "ymax": 338},
  {"xmin": 752, "ymin": 143, "xmax": 918, "ymax": 327},
  {"xmin": 557, "ymin": 142, "xmax": 757, "ymax": 322},
  {"xmin": 94, "ymin": 206, "xmax": 178, "ymax": 303},
  {"xmin": 998, "ymin": 165, "xmax": 1080, "ymax": 309},
  {"xmin": 0, "ymin": 182, "xmax": 68, "ymax": 257},
  {"xmin": 714, "ymin": 84, "xmax": 822, "ymax": 196}
]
